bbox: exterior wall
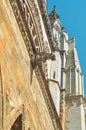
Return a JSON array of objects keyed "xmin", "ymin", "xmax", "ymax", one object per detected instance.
[
  {"xmin": 48, "ymin": 51, "xmax": 61, "ymax": 115},
  {"xmin": 85, "ymin": 115, "xmax": 86, "ymax": 130},
  {"xmin": 0, "ymin": 0, "xmax": 55, "ymax": 130},
  {"xmin": 50, "ymin": 51, "xmax": 61, "ymax": 84},
  {"xmin": 48, "ymin": 17, "xmax": 62, "ymax": 116},
  {"xmin": 49, "ymin": 81, "xmax": 60, "ymax": 115},
  {"xmin": 0, "ymin": 0, "xmax": 86, "ymax": 130},
  {"xmin": 66, "ymin": 97, "xmax": 85, "ymax": 130},
  {"xmin": 66, "ymin": 69, "xmax": 76, "ymax": 95}
]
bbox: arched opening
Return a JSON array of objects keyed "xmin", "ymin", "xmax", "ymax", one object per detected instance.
[{"xmin": 11, "ymin": 114, "xmax": 22, "ymax": 130}]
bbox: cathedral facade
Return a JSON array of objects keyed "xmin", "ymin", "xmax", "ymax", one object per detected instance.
[{"xmin": 0, "ymin": 0, "xmax": 86, "ymax": 130}]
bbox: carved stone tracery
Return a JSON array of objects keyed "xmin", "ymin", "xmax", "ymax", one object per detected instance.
[
  {"xmin": 37, "ymin": 0, "xmax": 54, "ymax": 50},
  {"xmin": 9, "ymin": 0, "xmax": 62, "ymax": 129}
]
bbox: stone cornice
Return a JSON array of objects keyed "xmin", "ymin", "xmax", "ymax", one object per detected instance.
[{"xmin": 9, "ymin": 0, "xmax": 62, "ymax": 129}]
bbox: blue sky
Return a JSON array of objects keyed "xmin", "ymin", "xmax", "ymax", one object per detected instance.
[{"xmin": 48, "ymin": 0, "xmax": 86, "ymax": 96}]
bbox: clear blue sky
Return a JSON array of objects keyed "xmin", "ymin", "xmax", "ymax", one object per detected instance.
[{"xmin": 48, "ymin": 0, "xmax": 86, "ymax": 96}]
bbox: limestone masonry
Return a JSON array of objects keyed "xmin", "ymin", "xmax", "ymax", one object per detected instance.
[{"xmin": 0, "ymin": 0, "xmax": 86, "ymax": 130}]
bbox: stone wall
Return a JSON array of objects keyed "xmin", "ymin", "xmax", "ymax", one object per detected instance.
[
  {"xmin": 66, "ymin": 96, "xmax": 85, "ymax": 130},
  {"xmin": 0, "ymin": 0, "xmax": 55, "ymax": 130}
]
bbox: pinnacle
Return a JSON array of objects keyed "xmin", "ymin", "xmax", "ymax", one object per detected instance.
[
  {"xmin": 49, "ymin": 5, "xmax": 60, "ymax": 20},
  {"xmin": 53, "ymin": 5, "xmax": 56, "ymax": 12}
]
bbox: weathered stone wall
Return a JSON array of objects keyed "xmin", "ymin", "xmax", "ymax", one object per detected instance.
[
  {"xmin": 0, "ymin": 0, "xmax": 54, "ymax": 130},
  {"xmin": 66, "ymin": 96, "xmax": 85, "ymax": 130}
]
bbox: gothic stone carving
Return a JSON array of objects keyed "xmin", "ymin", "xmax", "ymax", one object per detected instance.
[
  {"xmin": 31, "ymin": 52, "xmax": 55, "ymax": 65},
  {"xmin": 9, "ymin": 0, "xmax": 62, "ymax": 129}
]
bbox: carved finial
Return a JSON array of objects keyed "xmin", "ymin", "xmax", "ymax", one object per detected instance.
[
  {"xmin": 53, "ymin": 5, "xmax": 56, "ymax": 12},
  {"xmin": 53, "ymin": 5, "xmax": 60, "ymax": 19},
  {"xmin": 49, "ymin": 5, "xmax": 60, "ymax": 20}
]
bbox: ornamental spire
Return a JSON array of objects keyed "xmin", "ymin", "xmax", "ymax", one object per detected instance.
[
  {"xmin": 53, "ymin": 5, "xmax": 56, "ymax": 12},
  {"xmin": 49, "ymin": 5, "xmax": 60, "ymax": 22}
]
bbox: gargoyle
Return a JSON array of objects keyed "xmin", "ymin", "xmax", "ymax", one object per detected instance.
[{"xmin": 31, "ymin": 52, "xmax": 55, "ymax": 64}]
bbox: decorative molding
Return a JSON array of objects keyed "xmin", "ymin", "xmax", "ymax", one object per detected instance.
[
  {"xmin": 37, "ymin": 0, "xmax": 54, "ymax": 50},
  {"xmin": 9, "ymin": 0, "xmax": 49, "ymax": 78},
  {"xmin": 35, "ymin": 66, "xmax": 62, "ymax": 130},
  {"xmin": 9, "ymin": 0, "xmax": 62, "ymax": 129}
]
